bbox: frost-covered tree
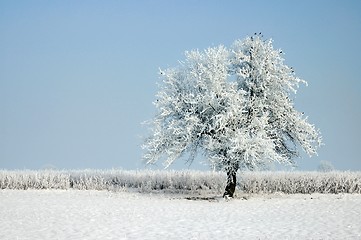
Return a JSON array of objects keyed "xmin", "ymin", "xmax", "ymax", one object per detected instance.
[
  {"xmin": 317, "ymin": 160, "xmax": 334, "ymax": 172},
  {"xmin": 143, "ymin": 34, "xmax": 322, "ymax": 197}
]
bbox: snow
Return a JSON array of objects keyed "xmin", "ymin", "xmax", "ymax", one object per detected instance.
[{"xmin": 1, "ymin": 190, "xmax": 360, "ymax": 239}]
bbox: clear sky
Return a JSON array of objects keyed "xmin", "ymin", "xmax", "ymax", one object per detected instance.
[{"xmin": 1, "ymin": 1, "xmax": 360, "ymax": 170}]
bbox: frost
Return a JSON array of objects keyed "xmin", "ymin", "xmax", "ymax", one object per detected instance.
[
  {"xmin": 1, "ymin": 170, "xmax": 361, "ymax": 194},
  {"xmin": 143, "ymin": 35, "xmax": 322, "ymax": 176}
]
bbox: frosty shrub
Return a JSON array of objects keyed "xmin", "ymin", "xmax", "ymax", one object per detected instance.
[
  {"xmin": 143, "ymin": 34, "xmax": 322, "ymax": 197},
  {"xmin": 238, "ymin": 171, "xmax": 361, "ymax": 194},
  {"xmin": 0, "ymin": 170, "xmax": 71, "ymax": 190},
  {"xmin": 0, "ymin": 169, "xmax": 225, "ymax": 194},
  {"xmin": 0, "ymin": 170, "xmax": 360, "ymax": 194}
]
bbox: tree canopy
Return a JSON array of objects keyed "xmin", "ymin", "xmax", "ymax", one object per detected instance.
[{"xmin": 143, "ymin": 35, "xmax": 322, "ymax": 175}]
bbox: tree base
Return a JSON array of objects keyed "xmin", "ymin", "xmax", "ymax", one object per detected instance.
[{"xmin": 223, "ymin": 170, "xmax": 237, "ymax": 198}]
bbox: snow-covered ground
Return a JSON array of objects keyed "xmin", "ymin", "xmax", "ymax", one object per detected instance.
[{"xmin": 1, "ymin": 190, "xmax": 360, "ymax": 240}]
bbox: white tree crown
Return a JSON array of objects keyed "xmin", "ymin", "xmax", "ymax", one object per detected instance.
[{"xmin": 143, "ymin": 35, "xmax": 322, "ymax": 171}]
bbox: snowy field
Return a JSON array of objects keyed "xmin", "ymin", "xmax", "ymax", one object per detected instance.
[{"xmin": 1, "ymin": 190, "xmax": 361, "ymax": 240}]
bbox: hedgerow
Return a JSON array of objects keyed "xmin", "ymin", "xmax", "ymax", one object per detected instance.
[{"xmin": 0, "ymin": 170, "xmax": 360, "ymax": 194}]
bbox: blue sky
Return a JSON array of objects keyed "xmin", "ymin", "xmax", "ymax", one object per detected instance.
[{"xmin": 1, "ymin": 1, "xmax": 360, "ymax": 170}]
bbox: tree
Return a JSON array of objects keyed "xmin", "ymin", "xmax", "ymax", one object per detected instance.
[
  {"xmin": 317, "ymin": 160, "xmax": 334, "ymax": 172},
  {"xmin": 143, "ymin": 35, "xmax": 322, "ymax": 197}
]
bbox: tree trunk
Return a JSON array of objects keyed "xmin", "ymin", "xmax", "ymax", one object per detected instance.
[{"xmin": 223, "ymin": 170, "xmax": 237, "ymax": 198}]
